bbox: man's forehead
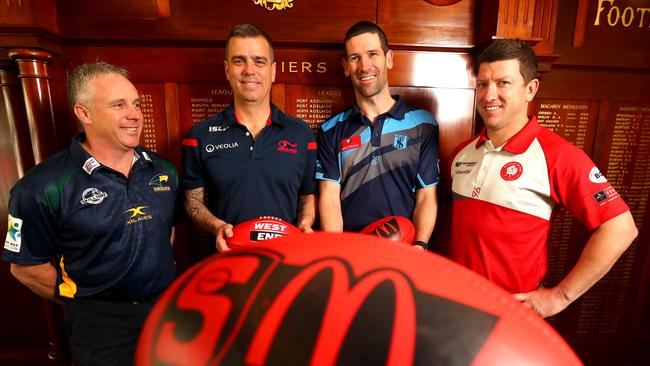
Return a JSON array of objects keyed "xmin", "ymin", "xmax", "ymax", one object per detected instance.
[
  {"xmin": 346, "ymin": 32, "xmax": 382, "ymax": 53},
  {"xmin": 478, "ymin": 59, "xmax": 521, "ymax": 78},
  {"xmin": 229, "ymin": 36, "xmax": 272, "ymax": 57}
]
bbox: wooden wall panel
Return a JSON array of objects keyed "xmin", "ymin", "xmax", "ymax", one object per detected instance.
[
  {"xmin": 379, "ymin": 0, "xmax": 476, "ymax": 47},
  {"xmin": 56, "ymin": 0, "xmax": 376, "ymax": 44}
]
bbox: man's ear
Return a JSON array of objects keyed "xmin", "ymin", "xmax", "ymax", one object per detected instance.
[
  {"xmin": 342, "ymin": 57, "xmax": 350, "ymax": 77},
  {"xmin": 73, "ymin": 104, "xmax": 92, "ymax": 127},
  {"xmin": 386, "ymin": 49, "xmax": 394, "ymax": 70},
  {"xmin": 525, "ymin": 78, "xmax": 539, "ymax": 102}
]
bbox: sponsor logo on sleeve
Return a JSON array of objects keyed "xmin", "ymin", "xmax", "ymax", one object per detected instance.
[
  {"xmin": 589, "ymin": 167, "xmax": 608, "ymax": 183},
  {"xmin": 593, "ymin": 190, "xmax": 608, "ymax": 203},
  {"xmin": 593, "ymin": 186, "xmax": 620, "ymax": 205},
  {"xmin": 149, "ymin": 174, "xmax": 171, "ymax": 192},
  {"xmin": 4, "ymin": 215, "xmax": 23, "ymax": 252},
  {"xmin": 393, "ymin": 134, "xmax": 408, "ymax": 150},
  {"xmin": 80, "ymin": 188, "xmax": 108, "ymax": 205},
  {"xmin": 500, "ymin": 161, "xmax": 523, "ymax": 181}
]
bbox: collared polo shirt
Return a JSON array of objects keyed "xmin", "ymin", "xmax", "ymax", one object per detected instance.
[
  {"xmin": 315, "ymin": 96, "xmax": 440, "ymax": 231},
  {"xmin": 449, "ymin": 116, "xmax": 629, "ymax": 293},
  {"xmin": 182, "ymin": 103, "xmax": 317, "ymax": 226},
  {"xmin": 2, "ymin": 134, "xmax": 179, "ymax": 301}
]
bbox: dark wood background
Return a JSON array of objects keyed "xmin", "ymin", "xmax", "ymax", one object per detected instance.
[{"xmin": 1, "ymin": 0, "xmax": 649, "ymax": 364}]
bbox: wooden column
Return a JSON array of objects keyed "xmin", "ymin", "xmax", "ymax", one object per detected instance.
[
  {"xmin": 0, "ymin": 60, "xmax": 35, "ymax": 177},
  {"xmin": 8, "ymin": 48, "xmax": 58, "ymax": 163},
  {"xmin": 7, "ymin": 49, "xmax": 70, "ymax": 363}
]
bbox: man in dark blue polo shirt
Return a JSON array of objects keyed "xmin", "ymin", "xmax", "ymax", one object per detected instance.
[
  {"xmin": 316, "ymin": 21, "xmax": 439, "ymax": 249},
  {"xmin": 2, "ymin": 62, "xmax": 179, "ymax": 365},
  {"xmin": 183, "ymin": 24, "xmax": 317, "ymax": 252}
]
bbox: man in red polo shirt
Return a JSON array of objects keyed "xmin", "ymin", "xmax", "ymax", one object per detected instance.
[{"xmin": 449, "ymin": 39, "xmax": 638, "ymax": 318}]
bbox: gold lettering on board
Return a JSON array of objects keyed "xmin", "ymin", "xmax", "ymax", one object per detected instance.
[{"xmin": 253, "ymin": 0, "xmax": 294, "ymax": 11}]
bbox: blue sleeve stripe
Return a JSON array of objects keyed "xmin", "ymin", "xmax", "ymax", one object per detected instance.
[
  {"xmin": 417, "ymin": 173, "xmax": 439, "ymax": 188},
  {"xmin": 315, "ymin": 173, "xmax": 340, "ymax": 184}
]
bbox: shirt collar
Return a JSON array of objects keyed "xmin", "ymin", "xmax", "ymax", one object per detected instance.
[
  {"xmin": 350, "ymin": 95, "xmax": 407, "ymax": 124},
  {"xmin": 224, "ymin": 102, "xmax": 287, "ymax": 128},
  {"xmin": 69, "ymin": 133, "xmax": 151, "ymax": 176},
  {"xmin": 474, "ymin": 115, "xmax": 541, "ymax": 154}
]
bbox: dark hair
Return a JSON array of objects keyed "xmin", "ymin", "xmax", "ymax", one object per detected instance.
[
  {"xmin": 343, "ymin": 21, "xmax": 389, "ymax": 56},
  {"xmin": 225, "ymin": 23, "xmax": 274, "ymax": 61},
  {"xmin": 477, "ymin": 39, "xmax": 538, "ymax": 83},
  {"xmin": 67, "ymin": 62, "xmax": 129, "ymax": 107}
]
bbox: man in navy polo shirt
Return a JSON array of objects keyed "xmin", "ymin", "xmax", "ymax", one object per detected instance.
[
  {"xmin": 183, "ymin": 24, "xmax": 317, "ymax": 252},
  {"xmin": 2, "ymin": 62, "xmax": 179, "ymax": 365},
  {"xmin": 316, "ymin": 21, "xmax": 439, "ymax": 249}
]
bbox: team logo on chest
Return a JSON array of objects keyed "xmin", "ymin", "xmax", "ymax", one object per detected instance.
[
  {"xmin": 277, "ymin": 140, "xmax": 299, "ymax": 154},
  {"xmin": 149, "ymin": 174, "xmax": 171, "ymax": 192},
  {"xmin": 500, "ymin": 162, "xmax": 523, "ymax": 181},
  {"xmin": 80, "ymin": 188, "xmax": 108, "ymax": 205},
  {"xmin": 393, "ymin": 134, "xmax": 408, "ymax": 149}
]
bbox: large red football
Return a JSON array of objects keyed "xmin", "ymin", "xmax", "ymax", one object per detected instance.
[
  {"xmin": 227, "ymin": 216, "xmax": 301, "ymax": 249},
  {"xmin": 361, "ymin": 215, "xmax": 416, "ymax": 243},
  {"xmin": 137, "ymin": 232, "xmax": 581, "ymax": 366}
]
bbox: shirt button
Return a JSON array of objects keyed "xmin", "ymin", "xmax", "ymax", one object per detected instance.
[
  {"xmin": 245, "ymin": 132, "xmax": 250, "ymax": 136},
  {"xmin": 250, "ymin": 147, "xmax": 253, "ymax": 151}
]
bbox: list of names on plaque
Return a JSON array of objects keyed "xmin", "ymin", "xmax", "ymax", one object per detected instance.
[
  {"xmin": 531, "ymin": 100, "xmax": 599, "ymax": 292},
  {"xmin": 575, "ymin": 102, "xmax": 650, "ymax": 336},
  {"xmin": 140, "ymin": 93, "xmax": 157, "ymax": 152},
  {"xmin": 283, "ymin": 85, "xmax": 354, "ymax": 133},
  {"xmin": 135, "ymin": 84, "xmax": 168, "ymax": 157},
  {"xmin": 178, "ymin": 84, "xmax": 233, "ymax": 136},
  {"xmin": 532, "ymin": 99, "xmax": 598, "ymax": 150}
]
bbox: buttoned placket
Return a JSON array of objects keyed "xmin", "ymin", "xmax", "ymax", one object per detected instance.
[{"xmin": 473, "ymin": 140, "xmax": 501, "ymax": 187}]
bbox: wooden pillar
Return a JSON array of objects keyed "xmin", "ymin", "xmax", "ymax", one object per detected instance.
[
  {"xmin": 0, "ymin": 60, "xmax": 35, "ymax": 177},
  {"xmin": 8, "ymin": 48, "xmax": 58, "ymax": 163},
  {"xmin": 6, "ymin": 49, "xmax": 70, "ymax": 363}
]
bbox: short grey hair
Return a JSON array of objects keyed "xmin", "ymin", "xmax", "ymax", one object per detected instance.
[
  {"xmin": 67, "ymin": 62, "xmax": 129, "ymax": 107},
  {"xmin": 225, "ymin": 24, "xmax": 274, "ymax": 62}
]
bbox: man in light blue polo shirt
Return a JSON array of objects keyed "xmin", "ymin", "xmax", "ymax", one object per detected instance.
[{"xmin": 316, "ymin": 21, "xmax": 439, "ymax": 249}]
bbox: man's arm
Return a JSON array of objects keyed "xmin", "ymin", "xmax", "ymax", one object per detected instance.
[
  {"xmin": 296, "ymin": 194, "xmax": 316, "ymax": 233},
  {"xmin": 412, "ymin": 185, "xmax": 438, "ymax": 248},
  {"xmin": 514, "ymin": 211, "xmax": 638, "ymax": 317},
  {"xmin": 319, "ymin": 181, "xmax": 343, "ymax": 232},
  {"xmin": 10, "ymin": 262, "xmax": 61, "ymax": 304},
  {"xmin": 184, "ymin": 187, "xmax": 233, "ymax": 252}
]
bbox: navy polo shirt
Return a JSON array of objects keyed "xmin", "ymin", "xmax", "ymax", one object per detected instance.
[
  {"xmin": 182, "ymin": 103, "xmax": 317, "ymax": 226},
  {"xmin": 2, "ymin": 133, "xmax": 178, "ymax": 301},
  {"xmin": 316, "ymin": 96, "xmax": 440, "ymax": 231}
]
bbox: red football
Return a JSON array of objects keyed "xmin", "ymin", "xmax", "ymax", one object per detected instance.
[
  {"xmin": 361, "ymin": 215, "xmax": 416, "ymax": 243},
  {"xmin": 227, "ymin": 216, "xmax": 301, "ymax": 249},
  {"xmin": 137, "ymin": 233, "xmax": 581, "ymax": 366}
]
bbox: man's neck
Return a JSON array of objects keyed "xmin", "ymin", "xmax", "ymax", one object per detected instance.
[
  {"xmin": 234, "ymin": 99, "xmax": 271, "ymax": 138},
  {"xmin": 486, "ymin": 116, "xmax": 529, "ymax": 148},
  {"xmin": 356, "ymin": 90, "xmax": 395, "ymax": 124}
]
